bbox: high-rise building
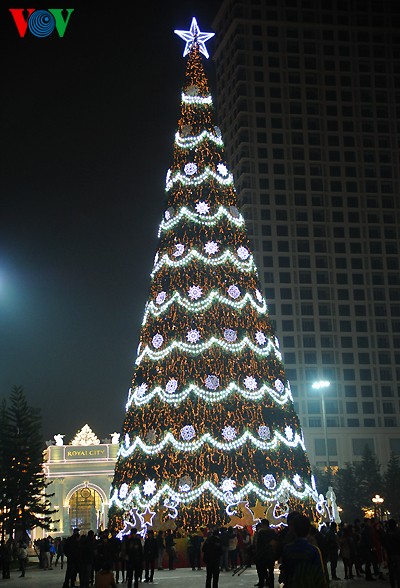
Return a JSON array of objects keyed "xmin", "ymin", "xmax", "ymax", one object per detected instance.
[{"xmin": 212, "ymin": 0, "xmax": 400, "ymax": 469}]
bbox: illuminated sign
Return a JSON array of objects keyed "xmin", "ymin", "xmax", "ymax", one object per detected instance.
[
  {"xmin": 9, "ymin": 8, "xmax": 74, "ymax": 37},
  {"xmin": 66, "ymin": 446, "xmax": 106, "ymax": 460}
]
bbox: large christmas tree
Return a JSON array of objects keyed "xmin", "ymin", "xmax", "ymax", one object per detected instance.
[{"xmin": 109, "ymin": 18, "xmax": 321, "ymax": 533}]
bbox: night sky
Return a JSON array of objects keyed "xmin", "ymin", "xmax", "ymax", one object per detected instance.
[{"xmin": 0, "ymin": 3, "xmax": 221, "ymax": 443}]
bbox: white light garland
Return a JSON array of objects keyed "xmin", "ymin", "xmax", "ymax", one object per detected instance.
[
  {"xmin": 135, "ymin": 334, "xmax": 278, "ymax": 364},
  {"xmin": 175, "ymin": 129, "xmax": 224, "ymax": 149},
  {"xmin": 110, "ymin": 478, "xmax": 319, "ymax": 516},
  {"xmin": 181, "ymin": 92, "xmax": 212, "ymax": 104},
  {"xmin": 125, "ymin": 381, "xmax": 292, "ymax": 409},
  {"xmin": 150, "ymin": 248, "xmax": 256, "ymax": 277},
  {"xmin": 158, "ymin": 205, "xmax": 244, "ymax": 236},
  {"xmin": 117, "ymin": 429, "xmax": 306, "ymax": 458},
  {"xmin": 166, "ymin": 166, "xmax": 233, "ymax": 191},
  {"xmin": 143, "ymin": 290, "xmax": 268, "ymax": 324}
]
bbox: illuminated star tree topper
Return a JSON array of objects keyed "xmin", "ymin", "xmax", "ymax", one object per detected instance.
[{"xmin": 174, "ymin": 16, "xmax": 215, "ymax": 59}]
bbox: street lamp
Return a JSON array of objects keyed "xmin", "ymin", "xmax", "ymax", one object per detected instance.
[
  {"xmin": 312, "ymin": 380, "xmax": 330, "ymax": 468},
  {"xmin": 372, "ymin": 494, "xmax": 384, "ymax": 520}
]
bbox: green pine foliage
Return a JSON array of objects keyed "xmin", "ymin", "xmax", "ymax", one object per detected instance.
[
  {"xmin": 0, "ymin": 386, "xmax": 58, "ymax": 535},
  {"xmin": 383, "ymin": 452, "xmax": 400, "ymax": 520}
]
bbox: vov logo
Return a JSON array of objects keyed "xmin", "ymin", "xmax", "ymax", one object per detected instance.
[{"xmin": 9, "ymin": 8, "xmax": 74, "ymax": 37}]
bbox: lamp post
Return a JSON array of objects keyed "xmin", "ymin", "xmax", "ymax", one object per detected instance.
[
  {"xmin": 312, "ymin": 380, "xmax": 330, "ymax": 468},
  {"xmin": 372, "ymin": 494, "xmax": 384, "ymax": 520}
]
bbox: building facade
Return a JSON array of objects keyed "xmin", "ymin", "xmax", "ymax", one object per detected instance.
[
  {"xmin": 41, "ymin": 425, "xmax": 118, "ymax": 538},
  {"xmin": 212, "ymin": 0, "xmax": 400, "ymax": 469}
]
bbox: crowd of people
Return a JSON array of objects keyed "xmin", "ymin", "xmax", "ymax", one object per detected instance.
[{"xmin": 1, "ymin": 514, "xmax": 400, "ymax": 587}]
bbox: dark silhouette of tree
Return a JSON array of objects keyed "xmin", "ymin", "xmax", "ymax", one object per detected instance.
[
  {"xmin": 383, "ymin": 452, "xmax": 400, "ymax": 520},
  {"xmin": 1, "ymin": 386, "xmax": 57, "ymax": 536},
  {"xmin": 354, "ymin": 445, "xmax": 383, "ymax": 514},
  {"xmin": 335, "ymin": 463, "xmax": 361, "ymax": 521}
]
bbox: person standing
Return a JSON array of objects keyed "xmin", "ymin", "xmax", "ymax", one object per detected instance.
[
  {"xmin": 191, "ymin": 528, "xmax": 204, "ymax": 570},
  {"xmin": 382, "ymin": 518, "xmax": 400, "ymax": 588},
  {"xmin": 1, "ymin": 539, "xmax": 12, "ymax": 579},
  {"xmin": 156, "ymin": 531, "xmax": 165, "ymax": 570},
  {"xmin": 253, "ymin": 519, "xmax": 277, "ymax": 588},
  {"xmin": 165, "ymin": 529, "xmax": 176, "ymax": 570},
  {"xmin": 62, "ymin": 527, "xmax": 81, "ymax": 588},
  {"xmin": 55, "ymin": 537, "xmax": 65, "ymax": 569},
  {"xmin": 202, "ymin": 529, "xmax": 223, "ymax": 588},
  {"xmin": 326, "ymin": 521, "xmax": 341, "ymax": 581},
  {"xmin": 95, "ymin": 561, "xmax": 117, "ymax": 588},
  {"xmin": 17, "ymin": 540, "xmax": 28, "ymax": 578},
  {"xmin": 144, "ymin": 529, "xmax": 158, "ymax": 582},
  {"xmin": 126, "ymin": 528, "xmax": 143, "ymax": 588},
  {"xmin": 280, "ymin": 515, "xmax": 328, "ymax": 588},
  {"xmin": 227, "ymin": 527, "xmax": 238, "ymax": 570}
]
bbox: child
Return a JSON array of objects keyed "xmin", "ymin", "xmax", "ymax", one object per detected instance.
[{"xmin": 95, "ymin": 563, "xmax": 117, "ymax": 588}]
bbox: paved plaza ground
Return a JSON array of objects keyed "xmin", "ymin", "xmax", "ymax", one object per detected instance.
[{"xmin": 2, "ymin": 560, "xmax": 389, "ymax": 588}]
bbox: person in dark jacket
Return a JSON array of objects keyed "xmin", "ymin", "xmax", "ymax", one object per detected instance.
[
  {"xmin": 144, "ymin": 529, "xmax": 158, "ymax": 582},
  {"xmin": 126, "ymin": 528, "xmax": 143, "ymax": 588},
  {"xmin": 62, "ymin": 528, "xmax": 81, "ymax": 588},
  {"xmin": 202, "ymin": 529, "xmax": 223, "ymax": 588},
  {"xmin": 381, "ymin": 518, "xmax": 400, "ymax": 588},
  {"xmin": 253, "ymin": 519, "xmax": 278, "ymax": 588}
]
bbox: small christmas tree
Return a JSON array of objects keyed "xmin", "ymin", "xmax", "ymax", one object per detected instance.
[{"xmin": 109, "ymin": 18, "xmax": 320, "ymax": 532}]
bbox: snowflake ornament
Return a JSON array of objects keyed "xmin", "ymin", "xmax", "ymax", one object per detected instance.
[
  {"xmin": 244, "ymin": 375, "xmax": 258, "ymax": 391},
  {"xmin": 237, "ymin": 246, "xmax": 250, "ymax": 260},
  {"xmin": 184, "ymin": 162, "xmax": 197, "ymax": 176},
  {"xmin": 205, "ymin": 374, "xmax": 220, "ymax": 390},
  {"xmin": 143, "ymin": 479, "xmax": 157, "ymax": 496},
  {"xmin": 258, "ymin": 425, "xmax": 271, "ymax": 440},
  {"xmin": 227, "ymin": 285, "xmax": 241, "ymax": 299},
  {"xmin": 275, "ymin": 379, "xmax": 285, "ymax": 393},
  {"xmin": 180, "ymin": 425, "xmax": 196, "ymax": 441},
  {"xmin": 220, "ymin": 478, "xmax": 236, "ymax": 492},
  {"xmin": 188, "ymin": 285, "xmax": 203, "ymax": 300},
  {"xmin": 285, "ymin": 426, "xmax": 294, "ymax": 441},
  {"xmin": 255, "ymin": 331, "xmax": 267, "ymax": 345},
  {"xmin": 152, "ymin": 333, "xmax": 164, "ymax": 349},
  {"xmin": 195, "ymin": 201, "xmax": 210, "ymax": 215},
  {"xmin": 119, "ymin": 483, "xmax": 129, "ymax": 499},
  {"xmin": 204, "ymin": 241, "xmax": 219, "ymax": 255},
  {"xmin": 186, "ymin": 329, "xmax": 201, "ymax": 343},
  {"xmin": 156, "ymin": 291, "xmax": 167, "ymax": 305},
  {"xmin": 135, "ymin": 383, "xmax": 148, "ymax": 399},
  {"xmin": 179, "ymin": 475, "xmax": 193, "ymax": 492},
  {"xmin": 173, "ymin": 243, "xmax": 185, "ymax": 257},
  {"xmin": 263, "ymin": 474, "xmax": 277, "ymax": 490},
  {"xmin": 166, "ymin": 379, "xmax": 178, "ymax": 394},
  {"xmin": 229, "ymin": 206, "xmax": 240, "ymax": 218},
  {"xmin": 222, "ymin": 426, "xmax": 237, "ymax": 441},
  {"xmin": 223, "ymin": 328, "xmax": 237, "ymax": 342},
  {"xmin": 217, "ymin": 162, "xmax": 228, "ymax": 176}
]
